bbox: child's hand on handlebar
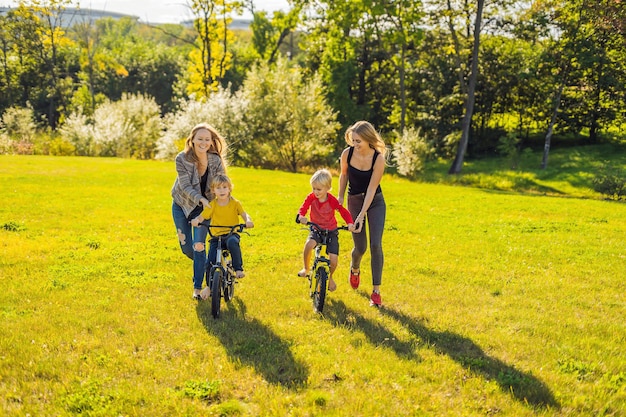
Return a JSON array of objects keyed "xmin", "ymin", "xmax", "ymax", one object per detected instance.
[
  {"xmin": 245, "ymin": 221, "xmax": 254, "ymax": 229},
  {"xmin": 347, "ymin": 223, "xmax": 355, "ymax": 232},
  {"xmin": 298, "ymin": 215, "xmax": 308, "ymax": 224},
  {"xmin": 190, "ymin": 216, "xmax": 203, "ymax": 227}
]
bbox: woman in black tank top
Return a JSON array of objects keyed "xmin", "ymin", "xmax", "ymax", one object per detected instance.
[{"xmin": 337, "ymin": 121, "xmax": 387, "ymax": 307}]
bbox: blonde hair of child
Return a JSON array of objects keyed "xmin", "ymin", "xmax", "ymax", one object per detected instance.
[
  {"xmin": 310, "ymin": 169, "xmax": 332, "ymax": 190},
  {"xmin": 211, "ymin": 173, "xmax": 233, "ymax": 192}
]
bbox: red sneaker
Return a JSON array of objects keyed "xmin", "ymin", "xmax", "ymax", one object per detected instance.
[
  {"xmin": 370, "ymin": 291, "xmax": 382, "ymax": 307},
  {"xmin": 349, "ymin": 269, "xmax": 360, "ymax": 289}
]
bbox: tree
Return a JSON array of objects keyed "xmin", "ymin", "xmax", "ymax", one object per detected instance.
[
  {"xmin": 187, "ymin": 0, "xmax": 241, "ymax": 98},
  {"xmin": 247, "ymin": 6, "xmax": 301, "ymax": 64},
  {"xmin": 241, "ymin": 57, "xmax": 340, "ymax": 172},
  {"xmin": 29, "ymin": 0, "xmax": 73, "ymax": 128},
  {"xmin": 372, "ymin": 0, "xmax": 423, "ymax": 132},
  {"xmin": 448, "ymin": 0, "xmax": 484, "ymax": 174}
]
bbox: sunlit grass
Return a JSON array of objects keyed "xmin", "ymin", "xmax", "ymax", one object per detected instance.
[
  {"xmin": 422, "ymin": 143, "xmax": 626, "ymax": 199},
  {"xmin": 1, "ymin": 154, "xmax": 625, "ymax": 416}
]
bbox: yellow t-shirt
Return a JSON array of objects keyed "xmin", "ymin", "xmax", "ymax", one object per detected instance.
[{"xmin": 200, "ymin": 196, "xmax": 245, "ymax": 236}]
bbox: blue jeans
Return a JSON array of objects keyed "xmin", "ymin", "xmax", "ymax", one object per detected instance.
[
  {"xmin": 172, "ymin": 202, "xmax": 208, "ymax": 290},
  {"xmin": 208, "ymin": 234, "xmax": 243, "ymax": 273}
]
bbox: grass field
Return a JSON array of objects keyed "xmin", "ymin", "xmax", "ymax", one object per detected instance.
[{"xmin": 1, "ymin": 153, "xmax": 625, "ymax": 416}]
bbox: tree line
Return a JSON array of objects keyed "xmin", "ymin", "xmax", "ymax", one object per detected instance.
[{"xmin": 0, "ymin": 0, "xmax": 625, "ymax": 174}]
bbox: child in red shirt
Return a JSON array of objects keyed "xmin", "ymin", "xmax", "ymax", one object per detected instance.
[{"xmin": 297, "ymin": 169, "xmax": 355, "ymax": 291}]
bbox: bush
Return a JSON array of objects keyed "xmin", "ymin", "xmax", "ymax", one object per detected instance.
[
  {"xmin": 48, "ymin": 137, "xmax": 77, "ymax": 156},
  {"xmin": 156, "ymin": 88, "xmax": 249, "ymax": 162},
  {"xmin": 58, "ymin": 113, "xmax": 94, "ymax": 156},
  {"xmin": 592, "ymin": 163, "xmax": 625, "ymax": 201},
  {"xmin": 60, "ymin": 94, "xmax": 162, "ymax": 158},
  {"xmin": 93, "ymin": 93, "xmax": 162, "ymax": 159},
  {"xmin": 392, "ymin": 127, "xmax": 433, "ymax": 178},
  {"xmin": 497, "ymin": 132, "xmax": 522, "ymax": 169},
  {"xmin": 0, "ymin": 106, "xmax": 38, "ymax": 155},
  {"xmin": 240, "ymin": 57, "xmax": 339, "ymax": 172}
]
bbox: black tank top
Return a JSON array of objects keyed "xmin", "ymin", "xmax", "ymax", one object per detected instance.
[{"xmin": 347, "ymin": 147, "xmax": 382, "ymax": 195}]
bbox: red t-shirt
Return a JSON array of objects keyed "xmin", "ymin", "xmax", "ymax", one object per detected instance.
[{"xmin": 298, "ymin": 192, "xmax": 353, "ymax": 230}]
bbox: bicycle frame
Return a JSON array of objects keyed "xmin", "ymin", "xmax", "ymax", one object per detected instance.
[
  {"xmin": 297, "ymin": 218, "xmax": 349, "ymax": 313},
  {"xmin": 198, "ymin": 223, "xmax": 246, "ymax": 318}
]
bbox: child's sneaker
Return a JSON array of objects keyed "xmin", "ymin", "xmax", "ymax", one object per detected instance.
[
  {"xmin": 370, "ymin": 291, "xmax": 382, "ymax": 307},
  {"xmin": 349, "ymin": 269, "xmax": 360, "ymax": 289}
]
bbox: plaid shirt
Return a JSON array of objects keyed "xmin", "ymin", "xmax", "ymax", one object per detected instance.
[{"xmin": 171, "ymin": 151, "xmax": 225, "ymax": 218}]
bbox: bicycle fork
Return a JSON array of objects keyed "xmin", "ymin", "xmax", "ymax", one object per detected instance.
[{"xmin": 309, "ymin": 258, "xmax": 330, "ymax": 297}]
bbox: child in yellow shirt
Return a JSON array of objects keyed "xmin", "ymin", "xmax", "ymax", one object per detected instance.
[{"xmin": 191, "ymin": 174, "xmax": 254, "ymax": 299}]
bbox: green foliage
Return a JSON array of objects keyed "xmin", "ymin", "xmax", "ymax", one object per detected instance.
[
  {"xmin": 62, "ymin": 379, "xmax": 117, "ymax": 415},
  {"xmin": 48, "ymin": 136, "xmax": 76, "ymax": 156},
  {"xmin": 181, "ymin": 380, "xmax": 221, "ymax": 402},
  {"xmin": 497, "ymin": 132, "xmax": 522, "ymax": 169},
  {"xmin": 2, "ymin": 221, "xmax": 26, "ymax": 232},
  {"xmin": 241, "ymin": 57, "xmax": 340, "ymax": 171},
  {"xmin": 592, "ymin": 162, "xmax": 625, "ymax": 200}
]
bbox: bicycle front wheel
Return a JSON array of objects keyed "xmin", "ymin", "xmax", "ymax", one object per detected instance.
[
  {"xmin": 223, "ymin": 272, "xmax": 234, "ymax": 303},
  {"xmin": 211, "ymin": 268, "xmax": 222, "ymax": 319},
  {"xmin": 312, "ymin": 267, "xmax": 328, "ymax": 313}
]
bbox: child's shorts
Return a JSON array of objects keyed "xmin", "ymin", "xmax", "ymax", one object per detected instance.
[{"xmin": 309, "ymin": 229, "xmax": 339, "ymax": 255}]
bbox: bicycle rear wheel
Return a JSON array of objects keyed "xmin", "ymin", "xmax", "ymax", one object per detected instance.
[
  {"xmin": 211, "ymin": 268, "xmax": 222, "ymax": 318},
  {"xmin": 312, "ymin": 267, "xmax": 328, "ymax": 313}
]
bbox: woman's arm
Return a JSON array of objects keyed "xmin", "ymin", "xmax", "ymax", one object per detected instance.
[
  {"xmin": 175, "ymin": 154, "xmax": 203, "ymax": 205},
  {"xmin": 337, "ymin": 148, "xmax": 349, "ymax": 206}
]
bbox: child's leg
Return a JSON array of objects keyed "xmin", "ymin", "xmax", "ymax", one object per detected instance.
[
  {"xmin": 328, "ymin": 253, "xmax": 338, "ymax": 291},
  {"xmin": 225, "ymin": 234, "xmax": 244, "ymax": 278},
  {"xmin": 299, "ymin": 238, "xmax": 316, "ymax": 277}
]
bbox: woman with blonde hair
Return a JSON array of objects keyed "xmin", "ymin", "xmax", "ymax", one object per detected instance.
[
  {"xmin": 171, "ymin": 123, "xmax": 228, "ymax": 300},
  {"xmin": 337, "ymin": 121, "xmax": 388, "ymax": 307}
]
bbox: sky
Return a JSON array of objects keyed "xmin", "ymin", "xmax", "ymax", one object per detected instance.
[{"xmin": 2, "ymin": 0, "xmax": 292, "ymax": 23}]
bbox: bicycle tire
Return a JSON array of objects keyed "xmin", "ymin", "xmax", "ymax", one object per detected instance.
[
  {"xmin": 223, "ymin": 272, "xmax": 234, "ymax": 303},
  {"xmin": 312, "ymin": 267, "xmax": 328, "ymax": 313},
  {"xmin": 211, "ymin": 268, "xmax": 222, "ymax": 318}
]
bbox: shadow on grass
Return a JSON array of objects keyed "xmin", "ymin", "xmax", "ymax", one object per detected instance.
[
  {"xmin": 196, "ymin": 298, "xmax": 309, "ymax": 389},
  {"xmin": 361, "ymin": 293, "xmax": 559, "ymax": 410},
  {"xmin": 324, "ymin": 298, "xmax": 420, "ymax": 361}
]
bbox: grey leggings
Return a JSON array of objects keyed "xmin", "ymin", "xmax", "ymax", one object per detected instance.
[{"xmin": 348, "ymin": 192, "xmax": 386, "ymax": 286}]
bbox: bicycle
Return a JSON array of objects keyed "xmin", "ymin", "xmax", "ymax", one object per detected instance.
[
  {"xmin": 198, "ymin": 223, "xmax": 248, "ymax": 319},
  {"xmin": 296, "ymin": 216, "xmax": 350, "ymax": 313}
]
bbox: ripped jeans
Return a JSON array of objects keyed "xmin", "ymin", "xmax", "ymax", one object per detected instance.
[{"xmin": 172, "ymin": 201, "xmax": 208, "ymax": 290}]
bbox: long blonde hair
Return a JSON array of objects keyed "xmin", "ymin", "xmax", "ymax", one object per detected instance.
[
  {"xmin": 184, "ymin": 123, "xmax": 228, "ymax": 166},
  {"xmin": 344, "ymin": 120, "xmax": 388, "ymax": 161}
]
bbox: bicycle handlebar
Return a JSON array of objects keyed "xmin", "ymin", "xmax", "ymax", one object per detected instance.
[
  {"xmin": 295, "ymin": 214, "xmax": 351, "ymax": 233},
  {"xmin": 197, "ymin": 223, "xmax": 247, "ymax": 237}
]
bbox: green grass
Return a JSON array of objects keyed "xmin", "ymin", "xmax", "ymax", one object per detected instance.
[
  {"xmin": 1, "ymin": 153, "xmax": 625, "ymax": 416},
  {"xmin": 422, "ymin": 143, "xmax": 626, "ymax": 199}
]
